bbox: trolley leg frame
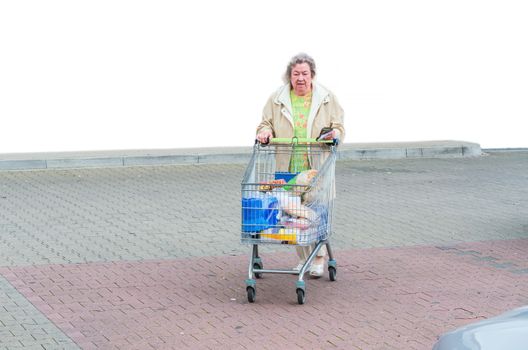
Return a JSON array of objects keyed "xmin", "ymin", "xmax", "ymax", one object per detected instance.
[{"xmin": 246, "ymin": 240, "xmax": 337, "ymax": 304}]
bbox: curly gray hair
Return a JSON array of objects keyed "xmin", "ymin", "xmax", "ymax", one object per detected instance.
[{"xmin": 283, "ymin": 53, "xmax": 317, "ymax": 84}]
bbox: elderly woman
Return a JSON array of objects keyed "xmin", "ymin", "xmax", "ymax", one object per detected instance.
[{"xmin": 256, "ymin": 53, "xmax": 345, "ymax": 277}]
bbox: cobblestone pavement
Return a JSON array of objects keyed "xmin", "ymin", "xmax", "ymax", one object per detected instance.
[{"xmin": 0, "ymin": 151, "xmax": 527, "ymax": 349}]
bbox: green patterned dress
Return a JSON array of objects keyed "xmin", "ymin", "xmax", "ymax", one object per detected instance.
[{"xmin": 289, "ymin": 90, "xmax": 312, "ymax": 172}]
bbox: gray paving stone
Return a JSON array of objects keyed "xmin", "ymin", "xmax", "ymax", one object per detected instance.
[
  {"xmin": 0, "ymin": 151, "xmax": 527, "ymax": 268},
  {"xmin": 0, "ymin": 277, "xmax": 78, "ymax": 348}
]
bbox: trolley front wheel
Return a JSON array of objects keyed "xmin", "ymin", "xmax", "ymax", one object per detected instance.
[
  {"xmin": 329, "ymin": 266, "xmax": 337, "ymax": 281},
  {"xmin": 247, "ymin": 286, "xmax": 256, "ymax": 303},
  {"xmin": 296, "ymin": 288, "xmax": 305, "ymax": 305}
]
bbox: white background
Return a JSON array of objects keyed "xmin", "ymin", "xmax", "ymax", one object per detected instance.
[{"xmin": 1, "ymin": 0, "xmax": 527, "ymax": 153}]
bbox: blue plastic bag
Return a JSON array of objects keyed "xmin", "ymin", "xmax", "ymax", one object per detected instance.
[{"xmin": 242, "ymin": 195, "xmax": 280, "ymax": 232}]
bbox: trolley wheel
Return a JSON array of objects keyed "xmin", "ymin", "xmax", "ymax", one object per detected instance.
[
  {"xmin": 254, "ymin": 262, "xmax": 263, "ymax": 279},
  {"xmin": 247, "ymin": 286, "xmax": 256, "ymax": 303},
  {"xmin": 296, "ymin": 288, "xmax": 305, "ymax": 305},
  {"xmin": 329, "ymin": 266, "xmax": 337, "ymax": 281}
]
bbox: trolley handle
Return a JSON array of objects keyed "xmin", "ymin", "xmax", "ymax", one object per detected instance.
[
  {"xmin": 255, "ymin": 137, "xmax": 339, "ymax": 147},
  {"xmin": 268, "ymin": 137, "xmax": 339, "ymax": 146}
]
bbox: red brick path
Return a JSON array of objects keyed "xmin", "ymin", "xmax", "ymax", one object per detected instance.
[{"xmin": 2, "ymin": 239, "xmax": 528, "ymax": 350}]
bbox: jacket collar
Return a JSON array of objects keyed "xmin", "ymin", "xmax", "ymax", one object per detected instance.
[
  {"xmin": 307, "ymin": 83, "xmax": 330, "ymax": 138},
  {"xmin": 274, "ymin": 82, "xmax": 330, "ymax": 137},
  {"xmin": 275, "ymin": 82, "xmax": 330, "ymax": 109},
  {"xmin": 275, "ymin": 83, "xmax": 293, "ymax": 115}
]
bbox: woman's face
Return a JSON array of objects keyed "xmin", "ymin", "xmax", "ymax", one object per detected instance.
[{"xmin": 290, "ymin": 63, "xmax": 312, "ymax": 96}]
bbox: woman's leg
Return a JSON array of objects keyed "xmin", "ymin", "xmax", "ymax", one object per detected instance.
[
  {"xmin": 310, "ymin": 245, "xmax": 326, "ymax": 277},
  {"xmin": 316, "ymin": 245, "xmax": 327, "ymax": 258},
  {"xmin": 312, "ymin": 245, "xmax": 326, "ymax": 266},
  {"xmin": 295, "ymin": 246, "xmax": 311, "ymax": 262},
  {"xmin": 297, "ymin": 244, "xmax": 326, "ymax": 261}
]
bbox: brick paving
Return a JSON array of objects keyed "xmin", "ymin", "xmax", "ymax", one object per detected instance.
[
  {"xmin": 0, "ymin": 151, "xmax": 527, "ymax": 349},
  {"xmin": 1, "ymin": 241, "xmax": 528, "ymax": 349}
]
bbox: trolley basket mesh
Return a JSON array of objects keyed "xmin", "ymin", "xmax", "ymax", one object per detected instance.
[{"xmin": 241, "ymin": 141, "xmax": 336, "ymax": 246}]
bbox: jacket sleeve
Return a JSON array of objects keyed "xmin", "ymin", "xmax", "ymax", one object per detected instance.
[
  {"xmin": 330, "ymin": 94, "xmax": 346, "ymax": 142},
  {"xmin": 256, "ymin": 94, "xmax": 276, "ymax": 136}
]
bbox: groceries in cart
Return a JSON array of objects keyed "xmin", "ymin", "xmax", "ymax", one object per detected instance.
[{"xmin": 242, "ymin": 169, "xmax": 329, "ymax": 244}]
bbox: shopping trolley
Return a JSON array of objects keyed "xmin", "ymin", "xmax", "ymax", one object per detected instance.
[{"xmin": 241, "ymin": 137, "xmax": 338, "ymax": 304}]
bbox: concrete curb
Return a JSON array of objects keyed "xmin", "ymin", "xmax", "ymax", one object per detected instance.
[{"xmin": 0, "ymin": 140, "xmax": 482, "ymax": 171}]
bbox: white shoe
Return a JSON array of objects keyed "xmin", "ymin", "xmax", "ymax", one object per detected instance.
[{"xmin": 309, "ymin": 263, "xmax": 324, "ymax": 278}]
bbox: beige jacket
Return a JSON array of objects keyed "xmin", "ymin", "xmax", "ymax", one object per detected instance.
[{"xmin": 256, "ymin": 82, "xmax": 345, "ymax": 171}]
